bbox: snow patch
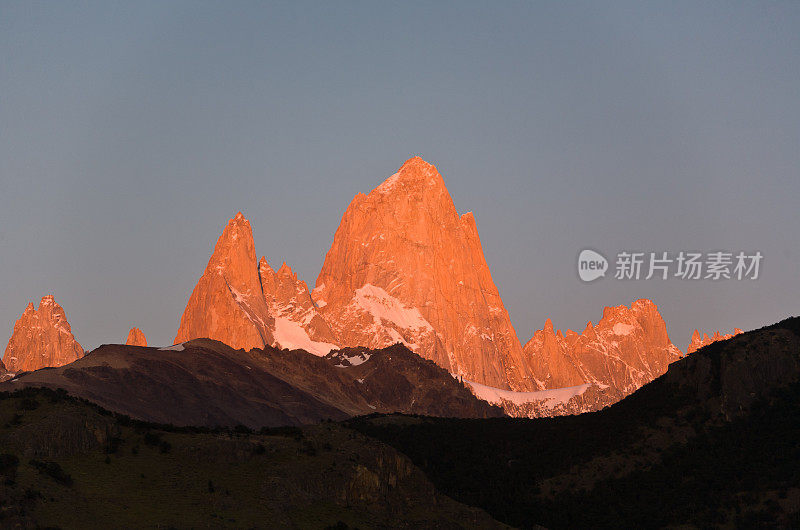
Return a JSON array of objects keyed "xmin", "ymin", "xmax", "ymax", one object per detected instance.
[
  {"xmin": 273, "ymin": 316, "xmax": 337, "ymax": 356},
  {"xmin": 465, "ymin": 380, "xmax": 592, "ymax": 410},
  {"xmin": 334, "ymin": 351, "xmax": 372, "ymax": 368},
  {"xmin": 160, "ymin": 343, "xmax": 185, "ymax": 352},
  {"xmin": 353, "ymin": 284, "xmax": 434, "ymax": 334},
  {"xmin": 612, "ymin": 323, "xmax": 635, "ymax": 336}
]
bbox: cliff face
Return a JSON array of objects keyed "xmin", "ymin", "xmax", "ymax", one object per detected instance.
[
  {"xmin": 2, "ymin": 295, "xmax": 84, "ymax": 373},
  {"xmin": 313, "ymin": 157, "xmax": 532, "ymax": 390},
  {"xmin": 125, "ymin": 327, "xmax": 147, "ymax": 347},
  {"xmin": 514, "ymin": 299, "xmax": 684, "ymax": 414},
  {"xmin": 174, "ymin": 212, "xmax": 275, "ymax": 350},
  {"xmin": 259, "ymin": 258, "xmax": 337, "ymax": 355}
]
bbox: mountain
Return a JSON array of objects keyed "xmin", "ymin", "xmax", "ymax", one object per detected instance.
[
  {"xmin": 2, "ymin": 295, "xmax": 84, "ymax": 373},
  {"xmin": 125, "ymin": 327, "xmax": 147, "ymax": 346},
  {"xmin": 259, "ymin": 258, "xmax": 337, "ymax": 355},
  {"xmin": 174, "ymin": 213, "xmax": 275, "ymax": 350},
  {"xmin": 174, "ymin": 213, "xmax": 338, "ymax": 355},
  {"xmin": 687, "ymin": 327, "xmax": 743, "ymax": 354},
  {"xmin": 312, "ymin": 156, "xmax": 532, "ymax": 391},
  {"xmin": 0, "ymin": 339, "xmax": 501, "ymax": 427},
  {"xmin": 0, "ymin": 388, "xmax": 504, "ymax": 529},
  {"xmin": 351, "ymin": 316, "xmax": 800, "ymax": 528},
  {"xmin": 464, "ymin": 299, "xmax": 684, "ymax": 417}
]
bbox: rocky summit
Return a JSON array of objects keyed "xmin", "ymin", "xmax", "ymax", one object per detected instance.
[
  {"xmin": 174, "ymin": 212, "xmax": 275, "ymax": 350},
  {"xmin": 125, "ymin": 327, "xmax": 147, "ymax": 346},
  {"xmin": 507, "ymin": 299, "xmax": 684, "ymax": 415},
  {"xmin": 2, "ymin": 295, "xmax": 83, "ymax": 373},
  {"xmin": 687, "ymin": 327, "xmax": 743, "ymax": 354},
  {"xmin": 312, "ymin": 156, "xmax": 533, "ymax": 391},
  {"xmin": 173, "ymin": 212, "xmax": 340, "ymax": 355}
]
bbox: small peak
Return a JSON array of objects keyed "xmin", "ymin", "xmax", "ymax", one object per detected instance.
[
  {"xmin": 703, "ymin": 333, "xmax": 710, "ymax": 341},
  {"xmin": 734, "ymin": 328, "xmax": 743, "ymax": 334},
  {"xmin": 602, "ymin": 305, "xmax": 620, "ymax": 321},
  {"xmin": 398, "ymin": 155, "xmax": 435, "ymax": 172},
  {"xmin": 584, "ymin": 321, "xmax": 594, "ymax": 333},
  {"xmin": 259, "ymin": 256, "xmax": 274, "ymax": 274},
  {"xmin": 24, "ymin": 302, "xmax": 35, "ymax": 314},
  {"xmin": 691, "ymin": 329, "xmax": 701, "ymax": 341},
  {"xmin": 556, "ymin": 329, "xmax": 564, "ymax": 340},
  {"xmin": 277, "ymin": 261, "xmax": 292, "ymax": 275},
  {"xmin": 126, "ymin": 327, "xmax": 148, "ymax": 347},
  {"xmin": 544, "ymin": 318, "xmax": 554, "ymax": 334},
  {"xmin": 40, "ymin": 294, "xmax": 55, "ymax": 305},
  {"xmin": 225, "ymin": 212, "xmax": 251, "ymax": 231},
  {"xmin": 632, "ymin": 298, "xmax": 656, "ymax": 312},
  {"xmin": 374, "ymin": 156, "xmax": 445, "ymax": 195}
]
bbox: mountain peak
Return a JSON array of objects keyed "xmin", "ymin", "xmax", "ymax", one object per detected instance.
[
  {"xmin": 3, "ymin": 295, "xmax": 83, "ymax": 372},
  {"xmin": 126, "ymin": 327, "xmax": 147, "ymax": 347},
  {"xmin": 687, "ymin": 327, "xmax": 743, "ymax": 354},
  {"xmin": 40, "ymin": 294, "xmax": 56, "ymax": 307},
  {"xmin": 277, "ymin": 261, "xmax": 295, "ymax": 278},
  {"xmin": 373, "ymin": 156, "xmax": 447, "ymax": 197},
  {"xmin": 175, "ymin": 214, "xmax": 274, "ymax": 350},
  {"xmin": 315, "ymin": 157, "xmax": 531, "ymax": 390}
]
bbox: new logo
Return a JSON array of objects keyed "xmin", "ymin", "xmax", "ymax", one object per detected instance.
[{"xmin": 578, "ymin": 249, "xmax": 608, "ymax": 282}]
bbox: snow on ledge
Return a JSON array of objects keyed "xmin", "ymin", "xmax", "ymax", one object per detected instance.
[
  {"xmin": 273, "ymin": 316, "xmax": 337, "ymax": 356},
  {"xmin": 159, "ymin": 343, "xmax": 185, "ymax": 352},
  {"xmin": 465, "ymin": 380, "xmax": 593, "ymax": 409},
  {"xmin": 612, "ymin": 323, "xmax": 636, "ymax": 336}
]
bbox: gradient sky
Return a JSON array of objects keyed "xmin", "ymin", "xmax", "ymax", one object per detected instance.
[{"xmin": 2, "ymin": 1, "xmax": 799, "ymax": 352}]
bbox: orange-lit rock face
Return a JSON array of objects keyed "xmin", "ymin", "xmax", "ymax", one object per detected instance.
[
  {"xmin": 174, "ymin": 213, "xmax": 336, "ymax": 355},
  {"xmin": 687, "ymin": 328, "xmax": 743, "ymax": 354},
  {"xmin": 175, "ymin": 213, "xmax": 275, "ymax": 350},
  {"xmin": 2, "ymin": 295, "xmax": 84, "ymax": 372},
  {"xmin": 259, "ymin": 258, "xmax": 338, "ymax": 355},
  {"xmin": 126, "ymin": 327, "xmax": 147, "ymax": 347},
  {"xmin": 523, "ymin": 299, "xmax": 683, "ymax": 396},
  {"xmin": 313, "ymin": 156, "xmax": 532, "ymax": 390}
]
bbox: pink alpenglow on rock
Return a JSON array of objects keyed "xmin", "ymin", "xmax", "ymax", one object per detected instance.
[
  {"xmin": 3, "ymin": 295, "xmax": 84, "ymax": 372},
  {"xmin": 126, "ymin": 327, "xmax": 148, "ymax": 347},
  {"xmin": 312, "ymin": 156, "xmax": 533, "ymax": 390},
  {"xmin": 687, "ymin": 328, "xmax": 743, "ymax": 354}
]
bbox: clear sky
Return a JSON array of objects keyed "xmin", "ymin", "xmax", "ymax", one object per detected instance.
[{"xmin": 2, "ymin": 1, "xmax": 799, "ymax": 352}]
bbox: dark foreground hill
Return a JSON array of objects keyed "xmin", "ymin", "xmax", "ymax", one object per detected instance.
[
  {"xmin": 0, "ymin": 339, "xmax": 500, "ymax": 427},
  {"xmin": 350, "ymin": 317, "xmax": 800, "ymax": 528},
  {"xmin": 0, "ymin": 387, "xmax": 505, "ymax": 528}
]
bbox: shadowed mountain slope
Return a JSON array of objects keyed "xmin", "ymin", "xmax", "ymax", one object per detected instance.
[
  {"xmin": 1, "ymin": 340, "xmax": 501, "ymax": 427},
  {"xmin": 350, "ymin": 317, "xmax": 800, "ymax": 528},
  {"xmin": 0, "ymin": 388, "xmax": 506, "ymax": 528}
]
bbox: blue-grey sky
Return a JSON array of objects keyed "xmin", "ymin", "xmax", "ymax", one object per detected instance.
[{"xmin": 2, "ymin": 1, "xmax": 799, "ymax": 352}]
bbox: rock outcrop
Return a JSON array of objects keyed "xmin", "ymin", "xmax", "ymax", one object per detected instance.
[
  {"xmin": 313, "ymin": 156, "xmax": 532, "ymax": 390},
  {"xmin": 503, "ymin": 299, "xmax": 684, "ymax": 415},
  {"xmin": 174, "ymin": 213, "xmax": 338, "ymax": 355},
  {"xmin": 259, "ymin": 258, "xmax": 338, "ymax": 355},
  {"xmin": 687, "ymin": 328, "xmax": 743, "ymax": 354},
  {"xmin": 2, "ymin": 295, "xmax": 84, "ymax": 373},
  {"xmin": 174, "ymin": 212, "xmax": 275, "ymax": 350},
  {"xmin": 125, "ymin": 327, "xmax": 147, "ymax": 346}
]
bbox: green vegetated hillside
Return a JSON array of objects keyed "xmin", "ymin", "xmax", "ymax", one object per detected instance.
[
  {"xmin": 0, "ymin": 388, "xmax": 504, "ymax": 529},
  {"xmin": 350, "ymin": 317, "xmax": 800, "ymax": 528}
]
